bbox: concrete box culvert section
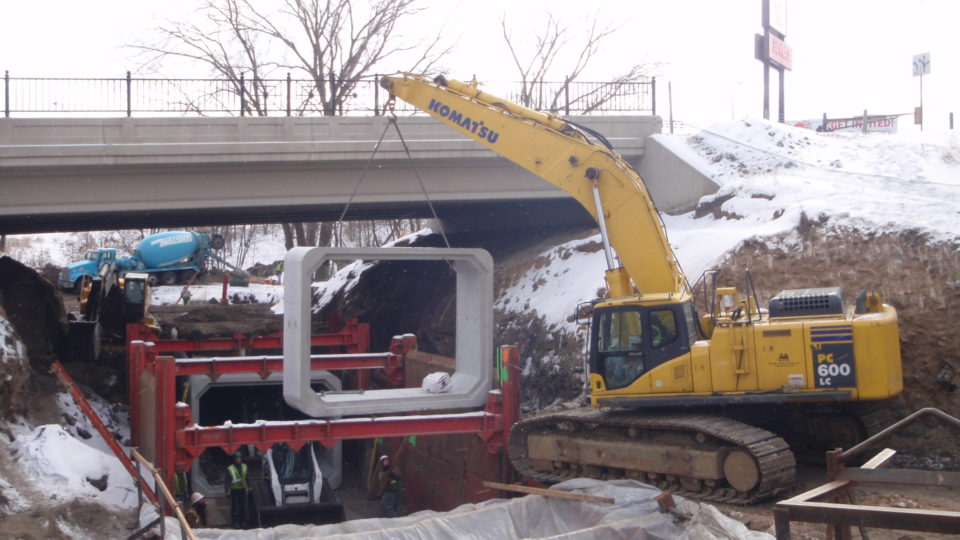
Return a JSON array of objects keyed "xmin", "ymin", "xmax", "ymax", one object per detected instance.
[
  {"xmin": 189, "ymin": 371, "xmax": 344, "ymax": 497},
  {"xmin": 283, "ymin": 247, "xmax": 494, "ymax": 417}
]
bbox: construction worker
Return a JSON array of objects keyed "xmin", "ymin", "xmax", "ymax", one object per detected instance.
[
  {"xmin": 375, "ymin": 454, "xmax": 404, "ymax": 518},
  {"xmin": 226, "ymin": 451, "xmax": 249, "ymax": 528},
  {"xmin": 185, "ymin": 492, "xmax": 207, "ymax": 528},
  {"xmin": 173, "ymin": 471, "xmax": 190, "ymax": 502}
]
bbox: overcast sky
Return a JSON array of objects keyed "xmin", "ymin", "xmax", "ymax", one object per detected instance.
[{"xmin": 1, "ymin": 0, "xmax": 957, "ymax": 131}]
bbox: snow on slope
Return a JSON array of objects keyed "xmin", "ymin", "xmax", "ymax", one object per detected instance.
[
  {"xmin": 498, "ymin": 119, "xmax": 960, "ymax": 336},
  {"xmin": 1, "ymin": 315, "xmax": 139, "ymax": 518},
  {"xmin": 12, "ymin": 424, "xmax": 137, "ymax": 509}
]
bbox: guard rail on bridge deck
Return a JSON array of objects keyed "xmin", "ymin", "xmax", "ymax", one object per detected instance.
[{"xmin": 1, "ymin": 72, "xmax": 655, "ymax": 118}]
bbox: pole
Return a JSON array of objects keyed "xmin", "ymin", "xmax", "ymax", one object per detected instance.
[
  {"xmin": 668, "ymin": 81, "xmax": 674, "ymax": 134},
  {"xmin": 126, "ymin": 71, "xmax": 132, "ymax": 117},
  {"xmin": 286, "ymin": 73, "xmax": 292, "ymax": 116},
  {"xmin": 778, "ymin": 67, "xmax": 785, "ymax": 123},
  {"xmin": 919, "ymin": 73, "xmax": 924, "ymax": 131},
  {"xmin": 4, "ymin": 70, "xmax": 9, "ymax": 118},
  {"xmin": 762, "ymin": 41, "xmax": 770, "ymax": 120},
  {"xmin": 651, "ymin": 76, "xmax": 657, "ymax": 115},
  {"xmin": 240, "ymin": 72, "xmax": 246, "ymax": 117}
]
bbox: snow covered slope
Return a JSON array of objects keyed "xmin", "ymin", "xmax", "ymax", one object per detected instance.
[{"xmin": 497, "ymin": 119, "xmax": 960, "ymax": 336}]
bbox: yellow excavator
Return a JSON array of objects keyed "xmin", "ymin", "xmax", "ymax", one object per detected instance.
[{"xmin": 380, "ymin": 73, "xmax": 903, "ymax": 503}]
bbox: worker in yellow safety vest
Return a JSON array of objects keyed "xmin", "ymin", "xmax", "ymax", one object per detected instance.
[{"xmin": 225, "ymin": 451, "xmax": 249, "ymax": 528}]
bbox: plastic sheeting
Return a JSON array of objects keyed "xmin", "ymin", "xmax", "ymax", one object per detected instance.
[{"xmin": 145, "ymin": 479, "xmax": 773, "ymax": 540}]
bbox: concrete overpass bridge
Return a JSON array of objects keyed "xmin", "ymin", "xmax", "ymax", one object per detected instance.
[{"xmin": 0, "ymin": 115, "xmax": 717, "ymax": 235}]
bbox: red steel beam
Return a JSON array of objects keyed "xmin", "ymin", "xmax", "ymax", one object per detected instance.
[
  {"xmin": 173, "ymin": 352, "xmax": 402, "ymax": 378},
  {"xmin": 126, "ymin": 320, "xmax": 370, "ymax": 355},
  {"xmin": 176, "ymin": 411, "xmax": 503, "ymax": 461},
  {"xmin": 51, "ymin": 362, "xmax": 159, "ymax": 505}
]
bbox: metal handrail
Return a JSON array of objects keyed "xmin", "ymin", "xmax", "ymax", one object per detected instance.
[{"xmin": 1, "ymin": 70, "xmax": 656, "ymax": 118}]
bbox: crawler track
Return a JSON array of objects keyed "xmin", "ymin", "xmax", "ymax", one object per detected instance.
[{"xmin": 508, "ymin": 409, "xmax": 796, "ymax": 505}]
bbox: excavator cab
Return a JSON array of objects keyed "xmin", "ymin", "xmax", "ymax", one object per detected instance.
[{"xmin": 591, "ymin": 302, "xmax": 698, "ymax": 391}]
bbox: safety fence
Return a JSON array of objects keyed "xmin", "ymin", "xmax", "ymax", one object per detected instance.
[{"xmin": 1, "ymin": 71, "xmax": 655, "ymax": 118}]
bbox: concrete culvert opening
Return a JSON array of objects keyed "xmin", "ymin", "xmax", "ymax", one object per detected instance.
[{"xmin": 188, "ymin": 371, "xmax": 344, "ymax": 522}]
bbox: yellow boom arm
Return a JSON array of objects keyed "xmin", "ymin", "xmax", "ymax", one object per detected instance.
[{"xmin": 381, "ymin": 73, "xmax": 687, "ymax": 299}]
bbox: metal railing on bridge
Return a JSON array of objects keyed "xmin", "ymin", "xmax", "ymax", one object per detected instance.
[{"xmin": 1, "ymin": 71, "xmax": 655, "ymax": 118}]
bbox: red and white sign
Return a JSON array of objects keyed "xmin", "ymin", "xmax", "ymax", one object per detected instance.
[
  {"xmin": 769, "ymin": 0, "xmax": 788, "ymax": 36},
  {"xmin": 788, "ymin": 116, "xmax": 899, "ymax": 134},
  {"xmin": 768, "ymin": 34, "xmax": 792, "ymax": 70}
]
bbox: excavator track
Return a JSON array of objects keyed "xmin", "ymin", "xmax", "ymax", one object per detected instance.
[{"xmin": 508, "ymin": 409, "xmax": 796, "ymax": 505}]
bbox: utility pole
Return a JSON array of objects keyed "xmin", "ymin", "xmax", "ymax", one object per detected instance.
[{"xmin": 757, "ymin": 0, "xmax": 791, "ymax": 122}]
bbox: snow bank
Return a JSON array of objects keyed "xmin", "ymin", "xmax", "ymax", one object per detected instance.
[
  {"xmin": 13, "ymin": 424, "xmax": 138, "ymax": 509},
  {"xmin": 496, "ymin": 119, "xmax": 960, "ymax": 340}
]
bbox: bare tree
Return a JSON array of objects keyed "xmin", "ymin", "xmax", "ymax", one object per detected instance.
[
  {"xmin": 500, "ymin": 14, "xmax": 661, "ymax": 114},
  {"xmin": 133, "ymin": 0, "xmax": 452, "ymax": 252}
]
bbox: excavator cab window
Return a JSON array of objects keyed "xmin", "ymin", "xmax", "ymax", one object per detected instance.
[
  {"xmin": 593, "ymin": 303, "xmax": 695, "ymax": 389},
  {"xmin": 595, "ymin": 309, "xmax": 645, "ymax": 389}
]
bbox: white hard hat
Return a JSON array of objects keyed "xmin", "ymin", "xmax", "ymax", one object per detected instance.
[
  {"xmin": 189, "ymin": 492, "xmax": 204, "ymax": 505},
  {"xmin": 379, "ymin": 454, "xmax": 390, "ymax": 464}
]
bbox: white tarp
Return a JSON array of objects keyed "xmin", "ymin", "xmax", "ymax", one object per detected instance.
[{"xmin": 147, "ymin": 479, "xmax": 772, "ymax": 540}]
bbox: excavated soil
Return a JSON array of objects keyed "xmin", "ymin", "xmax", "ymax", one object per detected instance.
[
  {"xmin": 713, "ymin": 221, "xmax": 960, "ymax": 464},
  {"xmin": 150, "ymin": 302, "xmax": 284, "ymax": 339}
]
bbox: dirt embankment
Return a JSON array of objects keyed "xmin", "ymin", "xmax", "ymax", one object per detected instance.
[
  {"xmin": 0, "ymin": 257, "xmax": 69, "ymax": 420},
  {"xmin": 716, "ymin": 221, "xmax": 960, "ymax": 460}
]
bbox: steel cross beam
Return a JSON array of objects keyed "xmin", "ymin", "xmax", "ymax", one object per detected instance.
[
  {"xmin": 173, "ymin": 393, "xmax": 508, "ymax": 470},
  {"xmin": 126, "ymin": 320, "xmax": 370, "ymax": 355},
  {"xmin": 173, "ymin": 351, "xmax": 405, "ymax": 382}
]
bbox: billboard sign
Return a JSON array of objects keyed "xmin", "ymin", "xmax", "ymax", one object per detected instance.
[
  {"xmin": 768, "ymin": 34, "xmax": 793, "ymax": 70},
  {"xmin": 769, "ymin": 0, "xmax": 788, "ymax": 36}
]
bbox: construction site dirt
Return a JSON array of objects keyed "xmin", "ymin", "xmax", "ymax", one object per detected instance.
[{"xmin": 0, "ymin": 217, "xmax": 959, "ymax": 538}]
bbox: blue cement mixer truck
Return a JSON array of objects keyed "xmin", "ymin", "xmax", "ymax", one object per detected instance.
[{"xmin": 58, "ymin": 231, "xmax": 244, "ymax": 290}]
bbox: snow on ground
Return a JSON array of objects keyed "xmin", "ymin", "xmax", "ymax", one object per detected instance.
[
  {"xmin": 0, "ymin": 314, "xmax": 140, "ymax": 516},
  {"xmin": 0, "ymin": 315, "xmax": 27, "ymax": 362},
  {"xmin": 497, "ymin": 119, "xmax": 960, "ymax": 337},
  {"xmin": 151, "ymin": 282, "xmax": 283, "ymax": 307},
  {"xmin": 12, "ymin": 424, "xmax": 138, "ymax": 509}
]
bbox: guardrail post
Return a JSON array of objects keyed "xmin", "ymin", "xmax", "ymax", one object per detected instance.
[
  {"xmin": 4, "ymin": 70, "xmax": 9, "ymax": 118},
  {"xmin": 126, "ymin": 71, "xmax": 132, "ymax": 117},
  {"xmin": 286, "ymin": 72, "xmax": 292, "ymax": 116},
  {"xmin": 374, "ymin": 73, "xmax": 380, "ymax": 116},
  {"xmin": 563, "ymin": 76, "xmax": 570, "ymax": 116},
  {"xmin": 651, "ymin": 77, "xmax": 657, "ymax": 116},
  {"xmin": 240, "ymin": 72, "xmax": 246, "ymax": 117}
]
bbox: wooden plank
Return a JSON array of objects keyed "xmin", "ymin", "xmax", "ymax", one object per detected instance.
[{"xmin": 482, "ymin": 481, "xmax": 615, "ymax": 504}]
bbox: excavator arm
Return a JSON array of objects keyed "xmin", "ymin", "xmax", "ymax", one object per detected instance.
[{"xmin": 380, "ymin": 73, "xmax": 688, "ymax": 300}]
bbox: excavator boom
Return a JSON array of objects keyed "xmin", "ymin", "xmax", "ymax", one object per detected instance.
[{"xmin": 381, "ymin": 73, "xmax": 687, "ymax": 300}]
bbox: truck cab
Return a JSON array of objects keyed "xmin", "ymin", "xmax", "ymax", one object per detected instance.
[{"xmin": 59, "ymin": 248, "xmax": 119, "ymax": 291}]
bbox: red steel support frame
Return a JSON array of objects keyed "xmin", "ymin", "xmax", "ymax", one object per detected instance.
[
  {"xmin": 126, "ymin": 319, "xmax": 370, "ymax": 356},
  {"xmin": 133, "ymin": 338, "xmax": 519, "ymax": 495},
  {"xmin": 127, "ymin": 320, "xmax": 386, "ymax": 447}
]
